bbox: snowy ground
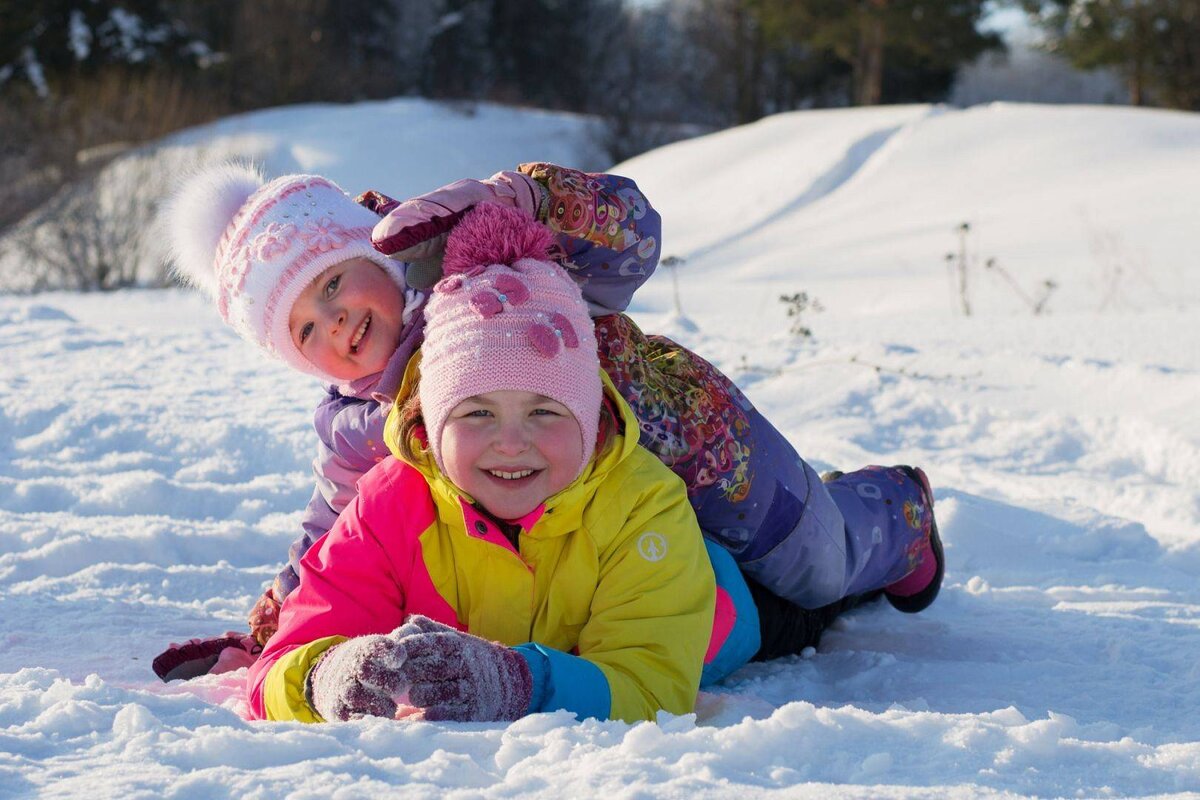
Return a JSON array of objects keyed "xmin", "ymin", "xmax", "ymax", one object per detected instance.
[{"xmin": 2, "ymin": 101, "xmax": 1199, "ymax": 798}]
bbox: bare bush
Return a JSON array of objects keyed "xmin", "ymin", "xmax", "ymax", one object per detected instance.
[
  {"xmin": 1078, "ymin": 206, "xmax": 1173, "ymax": 312},
  {"xmin": 779, "ymin": 291, "xmax": 823, "ymax": 338},
  {"xmin": 0, "ymin": 145, "xmax": 223, "ymax": 292},
  {"xmin": 945, "ymin": 221, "xmax": 1057, "ymax": 315},
  {"xmin": 0, "ymin": 69, "xmax": 230, "ymax": 238}
]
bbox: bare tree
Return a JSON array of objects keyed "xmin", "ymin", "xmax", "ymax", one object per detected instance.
[{"xmin": 0, "ymin": 145, "xmax": 217, "ymax": 292}]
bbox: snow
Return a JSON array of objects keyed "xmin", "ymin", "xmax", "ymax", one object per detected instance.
[
  {"xmin": 18, "ymin": 47, "xmax": 48, "ymax": 99},
  {"xmin": 162, "ymin": 98, "xmax": 607, "ymax": 200},
  {"xmin": 67, "ymin": 11, "xmax": 93, "ymax": 62},
  {"xmin": 2, "ymin": 100, "xmax": 1199, "ymax": 798}
]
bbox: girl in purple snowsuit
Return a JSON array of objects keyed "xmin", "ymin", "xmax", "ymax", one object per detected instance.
[{"xmin": 155, "ymin": 161, "xmax": 942, "ymax": 681}]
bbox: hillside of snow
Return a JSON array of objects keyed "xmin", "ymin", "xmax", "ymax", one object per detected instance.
[
  {"xmin": 2, "ymin": 100, "xmax": 1198, "ymax": 799},
  {"xmin": 162, "ymin": 97, "xmax": 608, "ymax": 199},
  {"xmin": 621, "ymin": 102, "xmax": 1200, "ymax": 318}
]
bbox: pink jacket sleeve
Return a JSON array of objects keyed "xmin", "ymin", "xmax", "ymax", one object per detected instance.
[
  {"xmin": 246, "ymin": 457, "xmax": 458, "ymax": 720},
  {"xmin": 245, "ymin": 495, "xmax": 402, "ymax": 718}
]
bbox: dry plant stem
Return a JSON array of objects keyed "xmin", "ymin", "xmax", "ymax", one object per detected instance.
[
  {"xmin": 956, "ymin": 222, "xmax": 972, "ymax": 316},
  {"xmin": 842, "ymin": 355, "xmax": 979, "ymax": 382},
  {"xmin": 985, "ymin": 259, "xmax": 1036, "ymax": 310},
  {"xmin": 662, "ymin": 255, "xmax": 686, "ymax": 317}
]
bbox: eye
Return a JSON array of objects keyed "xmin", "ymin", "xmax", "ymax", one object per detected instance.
[
  {"xmin": 299, "ymin": 321, "xmax": 314, "ymax": 345},
  {"xmin": 463, "ymin": 408, "xmax": 492, "ymax": 418},
  {"xmin": 532, "ymin": 407, "xmax": 561, "ymax": 417},
  {"xmin": 323, "ymin": 275, "xmax": 340, "ymax": 298}
]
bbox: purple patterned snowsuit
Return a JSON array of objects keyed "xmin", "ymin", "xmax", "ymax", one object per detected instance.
[{"xmin": 263, "ymin": 163, "xmax": 929, "ymax": 633}]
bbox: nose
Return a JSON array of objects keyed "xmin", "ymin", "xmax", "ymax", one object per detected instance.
[
  {"xmin": 493, "ymin": 419, "xmax": 531, "ymax": 455},
  {"xmin": 323, "ymin": 306, "xmax": 347, "ymax": 336}
]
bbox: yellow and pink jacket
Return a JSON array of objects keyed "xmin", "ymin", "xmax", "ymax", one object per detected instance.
[{"xmin": 247, "ymin": 369, "xmax": 760, "ymax": 723}]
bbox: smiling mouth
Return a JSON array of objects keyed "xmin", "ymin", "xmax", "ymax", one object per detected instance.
[
  {"xmin": 486, "ymin": 468, "xmax": 539, "ymax": 481},
  {"xmin": 349, "ymin": 313, "xmax": 371, "ymax": 354}
]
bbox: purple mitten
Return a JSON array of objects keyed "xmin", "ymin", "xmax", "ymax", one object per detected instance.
[
  {"xmin": 394, "ymin": 615, "xmax": 533, "ymax": 722},
  {"xmin": 371, "ymin": 171, "xmax": 544, "ymax": 260},
  {"xmin": 306, "ymin": 633, "xmax": 409, "ymax": 721}
]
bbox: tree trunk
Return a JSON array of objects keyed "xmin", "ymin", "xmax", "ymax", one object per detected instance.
[
  {"xmin": 1129, "ymin": 72, "xmax": 1144, "ymax": 106},
  {"xmin": 855, "ymin": 0, "xmax": 886, "ymax": 105},
  {"xmin": 1128, "ymin": 3, "xmax": 1150, "ymax": 106},
  {"xmin": 733, "ymin": 1, "xmax": 765, "ymax": 124}
]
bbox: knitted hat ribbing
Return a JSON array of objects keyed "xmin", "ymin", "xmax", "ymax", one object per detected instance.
[
  {"xmin": 166, "ymin": 163, "xmax": 405, "ymax": 384},
  {"xmin": 418, "ymin": 203, "xmax": 600, "ymax": 480}
]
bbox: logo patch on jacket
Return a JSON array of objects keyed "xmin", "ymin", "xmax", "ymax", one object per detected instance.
[{"xmin": 638, "ymin": 532, "xmax": 668, "ymax": 562}]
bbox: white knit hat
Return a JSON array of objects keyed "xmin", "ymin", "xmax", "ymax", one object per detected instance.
[{"xmin": 166, "ymin": 163, "xmax": 406, "ymax": 383}]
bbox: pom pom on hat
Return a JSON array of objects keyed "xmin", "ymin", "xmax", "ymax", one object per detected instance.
[
  {"xmin": 166, "ymin": 162, "xmax": 265, "ymax": 298},
  {"xmin": 441, "ymin": 203, "xmax": 554, "ymax": 276}
]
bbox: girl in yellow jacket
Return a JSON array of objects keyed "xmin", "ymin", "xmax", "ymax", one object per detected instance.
[{"xmin": 248, "ymin": 202, "xmax": 763, "ymax": 723}]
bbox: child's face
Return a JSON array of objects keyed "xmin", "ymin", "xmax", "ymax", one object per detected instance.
[
  {"xmin": 289, "ymin": 258, "xmax": 405, "ymax": 381},
  {"xmin": 441, "ymin": 391, "xmax": 584, "ymax": 521}
]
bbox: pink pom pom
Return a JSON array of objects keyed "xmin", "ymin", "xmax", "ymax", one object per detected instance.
[{"xmin": 442, "ymin": 203, "xmax": 554, "ymax": 276}]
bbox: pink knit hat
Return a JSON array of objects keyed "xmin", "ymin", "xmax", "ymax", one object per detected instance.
[
  {"xmin": 166, "ymin": 163, "xmax": 405, "ymax": 384},
  {"xmin": 419, "ymin": 203, "xmax": 601, "ymax": 479}
]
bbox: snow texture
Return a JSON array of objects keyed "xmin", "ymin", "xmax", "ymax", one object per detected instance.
[{"xmin": 2, "ymin": 101, "xmax": 1199, "ymax": 798}]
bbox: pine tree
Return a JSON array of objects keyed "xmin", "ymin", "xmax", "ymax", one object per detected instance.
[
  {"xmin": 0, "ymin": 0, "xmax": 202, "ymax": 98},
  {"xmin": 802, "ymin": 0, "xmax": 1001, "ymax": 106},
  {"xmin": 1024, "ymin": 0, "xmax": 1200, "ymax": 109}
]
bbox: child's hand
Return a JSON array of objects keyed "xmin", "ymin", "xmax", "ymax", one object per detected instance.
[
  {"xmin": 306, "ymin": 632, "xmax": 410, "ymax": 721},
  {"xmin": 393, "ymin": 615, "xmax": 533, "ymax": 722},
  {"xmin": 371, "ymin": 171, "xmax": 544, "ymax": 289},
  {"xmin": 247, "ymin": 590, "xmax": 282, "ymax": 646}
]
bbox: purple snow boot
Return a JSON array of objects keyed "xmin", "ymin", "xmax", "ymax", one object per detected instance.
[{"xmin": 882, "ymin": 466, "xmax": 944, "ymax": 613}]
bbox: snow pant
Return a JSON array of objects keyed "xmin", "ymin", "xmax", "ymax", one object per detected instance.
[
  {"xmin": 696, "ymin": 412, "xmax": 930, "ymax": 609},
  {"xmin": 595, "ymin": 314, "xmax": 932, "ymax": 611},
  {"xmin": 699, "ymin": 544, "xmax": 883, "ymax": 686}
]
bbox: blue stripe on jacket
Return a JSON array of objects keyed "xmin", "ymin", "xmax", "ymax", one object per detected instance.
[{"xmin": 515, "ymin": 643, "xmax": 611, "ymax": 720}]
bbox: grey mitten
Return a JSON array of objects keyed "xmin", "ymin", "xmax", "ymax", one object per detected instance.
[
  {"xmin": 393, "ymin": 232, "xmax": 449, "ymax": 289},
  {"xmin": 306, "ymin": 632, "xmax": 410, "ymax": 721},
  {"xmin": 393, "ymin": 615, "xmax": 533, "ymax": 722}
]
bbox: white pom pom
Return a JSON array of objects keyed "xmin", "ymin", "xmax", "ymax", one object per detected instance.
[{"xmin": 164, "ymin": 162, "xmax": 264, "ymax": 297}]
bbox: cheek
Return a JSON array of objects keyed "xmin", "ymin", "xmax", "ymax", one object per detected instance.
[
  {"xmin": 439, "ymin": 425, "xmax": 478, "ymax": 485},
  {"xmin": 544, "ymin": 422, "xmax": 585, "ymax": 475}
]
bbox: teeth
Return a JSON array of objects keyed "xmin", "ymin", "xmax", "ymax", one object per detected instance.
[
  {"xmin": 488, "ymin": 469, "xmax": 534, "ymax": 480},
  {"xmin": 350, "ymin": 315, "xmax": 370, "ymax": 351}
]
